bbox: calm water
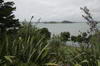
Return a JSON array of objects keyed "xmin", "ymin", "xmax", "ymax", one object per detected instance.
[{"xmin": 34, "ymin": 23, "xmax": 100, "ymax": 36}]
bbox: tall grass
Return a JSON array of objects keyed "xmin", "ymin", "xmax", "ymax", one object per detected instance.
[
  {"xmin": 0, "ymin": 22, "xmax": 51, "ymax": 66},
  {"xmin": 0, "ymin": 18, "xmax": 100, "ymax": 66}
]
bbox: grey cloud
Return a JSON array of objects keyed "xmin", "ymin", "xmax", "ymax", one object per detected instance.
[{"xmin": 7, "ymin": 0, "xmax": 100, "ymax": 22}]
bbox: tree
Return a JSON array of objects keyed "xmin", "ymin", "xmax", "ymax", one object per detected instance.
[
  {"xmin": 60, "ymin": 32, "xmax": 70, "ymax": 42},
  {"xmin": 0, "ymin": 0, "xmax": 20, "ymax": 33},
  {"xmin": 71, "ymin": 36, "xmax": 77, "ymax": 42},
  {"xmin": 80, "ymin": 6, "xmax": 98, "ymax": 34},
  {"xmin": 38, "ymin": 28, "xmax": 51, "ymax": 40}
]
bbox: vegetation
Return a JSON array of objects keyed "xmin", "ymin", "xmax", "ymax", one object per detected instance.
[
  {"xmin": 0, "ymin": 0, "xmax": 100, "ymax": 66},
  {"xmin": 0, "ymin": 0, "xmax": 20, "ymax": 34}
]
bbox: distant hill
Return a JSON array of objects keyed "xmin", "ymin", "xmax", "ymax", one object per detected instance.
[
  {"xmin": 62, "ymin": 20, "xmax": 74, "ymax": 23},
  {"xmin": 33, "ymin": 20, "xmax": 100, "ymax": 23},
  {"xmin": 32, "ymin": 20, "xmax": 100, "ymax": 24},
  {"xmin": 39, "ymin": 20, "xmax": 75, "ymax": 24}
]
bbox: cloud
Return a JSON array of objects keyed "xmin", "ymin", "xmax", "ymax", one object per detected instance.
[{"xmin": 8, "ymin": 0, "xmax": 100, "ymax": 22}]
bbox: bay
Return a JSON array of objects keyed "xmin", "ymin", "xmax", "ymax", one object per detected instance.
[{"xmin": 34, "ymin": 23, "xmax": 100, "ymax": 36}]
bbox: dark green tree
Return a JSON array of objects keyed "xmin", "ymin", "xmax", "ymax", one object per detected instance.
[
  {"xmin": 38, "ymin": 28, "xmax": 51, "ymax": 40},
  {"xmin": 60, "ymin": 32, "xmax": 70, "ymax": 42},
  {"xmin": 71, "ymin": 36, "xmax": 77, "ymax": 42},
  {"xmin": 0, "ymin": 0, "xmax": 20, "ymax": 33}
]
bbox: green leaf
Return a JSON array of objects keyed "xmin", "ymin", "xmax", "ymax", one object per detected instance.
[
  {"xmin": 4, "ymin": 56, "xmax": 15, "ymax": 63},
  {"xmin": 98, "ymin": 60, "xmax": 100, "ymax": 66},
  {"xmin": 45, "ymin": 63, "xmax": 58, "ymax": 66},
  {"xmin": 74, "ymin": 64, "xmax": 81, "ymax": 66},
  {"xmin": 81, "ymin": 59, "xmax": 88, "ymax": 63}
]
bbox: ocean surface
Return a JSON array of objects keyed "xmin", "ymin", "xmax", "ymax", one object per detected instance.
[{"xmin": 33, "ymin": 23, "xmax": 100, "ymax": 36}]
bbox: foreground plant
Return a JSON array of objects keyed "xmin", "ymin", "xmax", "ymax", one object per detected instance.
[{"xmin": 0, "ymin": 22, "xmax": 52, "ymax": 66}]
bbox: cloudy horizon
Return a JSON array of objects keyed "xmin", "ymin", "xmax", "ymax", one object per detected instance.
[{"xmin": 7, "ymin": 0, "xmax": 100, "ymax": 22}]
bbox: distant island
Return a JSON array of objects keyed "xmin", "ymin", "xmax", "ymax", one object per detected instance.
[
  {"xmin": 33, "ymin": 20, "xmax": 100, "ymax": 24},
  {"xmin": 33, "ymin": 20, "xmax": 77, "ymax": 24}
]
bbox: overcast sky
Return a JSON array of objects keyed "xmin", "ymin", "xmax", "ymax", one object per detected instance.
[{"xmin": 7, "ymin": 0, "xmax": 100, "ymax": 22}]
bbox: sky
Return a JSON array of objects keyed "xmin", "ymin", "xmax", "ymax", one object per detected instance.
[{"xmin": 7, "ymin": 0, "xmax": 100, "ymax": 22}]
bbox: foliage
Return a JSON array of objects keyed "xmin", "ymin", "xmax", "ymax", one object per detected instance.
[
  {"xmin": 66, "ymin": 7, "xmax": 100, "ymax": 66},
  {"xmin": 48, "ymin": 37, "xmax": 66, "ymax": 63},
  {"xmin": 90, "ymin": 32, "xmax": 100, "ymax": 58},
  {"xmin": 80, "ymin": 6, "xmax": 98, "ymax": 34},
  {"xmin": 0, "ymin": 22, "xmax": 52, "ymax": 66},
  {"xmin": 71, "ymin": 35, "xmax": 77, "ymax": 42},
  {"xmin": 0, "ymin": 0, "xmax": 20, "ymax": 34},
  {"xmin": 38, "ymin": 28, "xmax": 51, "ymax": 40},
  {"xmin": 60, "ymin": 32, "xmax": 70, "ymax": 42}
]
